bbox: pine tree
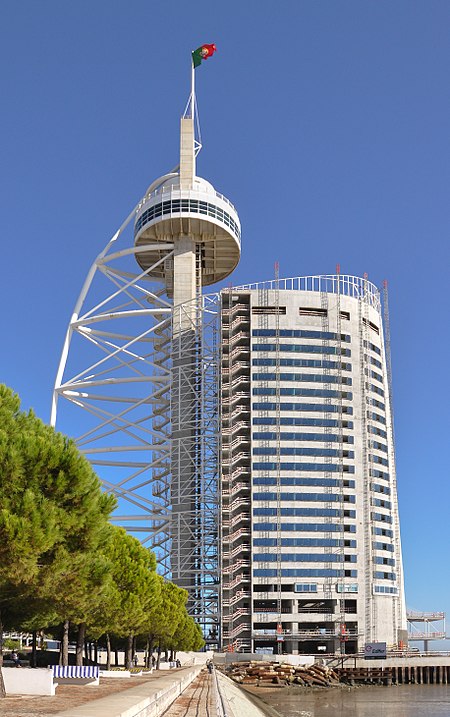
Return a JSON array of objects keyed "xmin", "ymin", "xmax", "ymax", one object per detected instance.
[{"xmin": 0, "ymin": 385, "xmax": 116, "ymax": 681}]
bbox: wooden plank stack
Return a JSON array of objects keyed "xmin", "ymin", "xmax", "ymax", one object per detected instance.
[{"xmin": 225, "ymin": 660, "xmax": 341, "ymax": 687}]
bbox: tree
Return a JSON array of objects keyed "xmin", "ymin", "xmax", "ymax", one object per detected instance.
[
  {"xmin": 0, "ymin": 385, "xmax": 116, "ymax": 678},
  {"xmin": 100, "ymin": 527, "xmax": 161, "ymax": 669}
]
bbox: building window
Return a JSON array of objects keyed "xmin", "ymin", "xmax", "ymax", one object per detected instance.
[
  {"xmin": 253, "ymin": 569, "xmax": 358, "ymax": 578},
  {"xmin": 253, "ymin": 402, "xmax": 354, "ymax": 415},
  {"xmin": 253, "ymin": 477, "xmax": 356, "ymax": 488},
  {"xmin": 253, "ymin": 507, "xmax": 357, "ymax": 518},
  {"xmin": 299, "ymin": 307, "xmax": 328, "ymax": 317},
  {"xmin": 252, "ymin": 358, "xmax": 352, "ymax": 371},
  {"xmin": 252, "ymin": 462, "xmax": 355, "ymax": 473},
  {"xmin": 253, "ymin": 387, "xmax": 353, "ymax": 400},
  {"xmin": 294, "ymin": 584, "xmax": 318, "ymax": 592},
  {"xmin": 253, "ymin": 329, "xmax": 351, "ymax": 342},
  {"xmin": 253, "ymin": 343, "xmax": 352, "ymax": 357},
  {"xmin": 374, "ymin": 585, "xmax": 398, "ymax": 595},
  {"xmin": 252, "ymin": 306, "xmax": 287, "ymax": 315},
  {"xmin": 336, "ymin": 584, "xmax": 358, "ymax": 593},
  {"xmin": 253, "ymin": 522, "xmax": 357, "ymax": 533}
]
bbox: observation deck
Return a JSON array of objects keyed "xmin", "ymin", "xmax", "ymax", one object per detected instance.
[{"xmin": 134, "ymin": 172, "xmax": 241, "ymax": 288}]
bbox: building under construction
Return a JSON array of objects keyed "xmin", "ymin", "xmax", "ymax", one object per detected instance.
[
  {"xmin": 52, "ymin": 66, "xmax": 407, "ymax": 654},
  {"xmin": 220, "ymin": 276, "xmax": 407, "ymax": 654}
]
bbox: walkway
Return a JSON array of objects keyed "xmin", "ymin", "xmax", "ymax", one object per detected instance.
[{"xmin": 161, "ymin": 670, "xmax": 215, "ymax": 716}]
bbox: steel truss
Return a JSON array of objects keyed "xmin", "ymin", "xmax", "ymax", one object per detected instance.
[{"xmin": 52, "ymin": 204, "xmax": 221, "ymax": 639}]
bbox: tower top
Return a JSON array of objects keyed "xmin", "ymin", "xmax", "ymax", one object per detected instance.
[{"xmin": 133, "ymin": 49, "xmax": 240, "ymax": 291}]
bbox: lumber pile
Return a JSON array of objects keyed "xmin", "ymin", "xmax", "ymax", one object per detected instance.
[{"xmin": 226, "ymin": 660, "xmax": 341, "ymax": 687}]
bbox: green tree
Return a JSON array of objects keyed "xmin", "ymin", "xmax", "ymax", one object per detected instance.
[
  {"xmin": 103, "ymin": 527, "xmax": 161, "ymax": 669},
  {"xmin": 0, "ymin": 385, "xmax": 116, "ymax": 679}
]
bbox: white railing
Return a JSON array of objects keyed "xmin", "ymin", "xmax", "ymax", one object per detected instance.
[{"xmin": 232, "ymin": 274, "xmax": 381, "ymax": 312}]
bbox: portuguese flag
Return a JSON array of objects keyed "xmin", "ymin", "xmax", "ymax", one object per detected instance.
[{"xmin": 192, "ymin": 43, "xmax": 217, "ymax": 68}]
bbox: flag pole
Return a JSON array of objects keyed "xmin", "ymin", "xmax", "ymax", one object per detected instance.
[{"xmin": 191, "ymin": 57, "xmax": 195, "ymax": 123}]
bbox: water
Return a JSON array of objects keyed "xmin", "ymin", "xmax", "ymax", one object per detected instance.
[{"xmin": 250, "ymin": 684, "xmax": 450, "ymax": 717}]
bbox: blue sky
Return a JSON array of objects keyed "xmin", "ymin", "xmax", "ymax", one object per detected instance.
[{"xmin": 1, "ymin": 1, "xmax": 449, "ymax": 639}]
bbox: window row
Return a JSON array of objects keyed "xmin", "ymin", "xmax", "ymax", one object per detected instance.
[
  {"xmin": 373, "ymin": 527, "xmax": 393, "ymax": 538},
  {"xmin": 365, "ymin": 368, "xmax": 384, "ymax": 383},
  {"xmin": 370, "ymin": 454, "xmax": 389, "ymax": 467},
  {"xmin": 372, "ymin": 512, "xmax": 393, "ymax": 524},
  {"xmin": 373, "ymin": 541, "xmax": 394, "ymax": 552},
  {"xmin": 253, "ymin": 358, "xmax": 352, "ymax": 371},
  {"xmin": 252, "ymin": 462, "xmax": 355, "ymax": 473},
  {"xmin": 253, "ymin": 447, "xmax": 354, "ymax": 458},
  {"xmin": 253, "ymin": 477, "xmax": 356, "ymax": 488},
  {"xmin": 253, "ymin": 492, "xmax": 355, "ymax": 503},
  {"xmin": 363, "ymin": 340, "xmax": 382, "ymax": 356},
  {"xmin": 369, "ymin": 425, "xmax": 387, "ymax": 439},
  {"xmin": 371, "ymin": 469, "xmax": 390, "ymax": 480},
  {"xmin": 372, "ymin": 498, "xmax": 392, "ymax": 509},
  {"xmin": 253, "ymin": 372, "xmax": 353, "ymax": 386},
  {"xmin": 253, "ymin": 417, "xmax": 354, "ymax": 429},
  {"xmin": 254, "ymin": 569, "xmax": 358, "ymax": 578},
  {"xmin": 253, "ymin": 344, "xmax": 352, "ymax": 357},
  {"xmin": 367, "ymin": 382, "xmax": 385, "ymax": 397},
  {"xmin": 135, "ymin": 198, "xmax": 241, "ymax": 239},
  {"xmin": 294, "ymin": 584, "xmax": 317, "ymax": 592},
  {"xmin": 367, "ymin": 397, "xmax": 385, "ymax": 411},
  {"xmin": 374, "ymin": 585, "xmax": 398, "ymax": 594},
  {"xmin": 367, "ymin": 411, "xmax": 386, "ymax": 425},
  {"xmin": 253, "ymin": 553, "xmax": 357, "ymax": 563},
  {"xmin": 253, "ymin": 388, "xmax": 353, "ymax": 400},
  {"xmin": 374, "ymin": 556, "xmax": 395, "ymax": 566},
  {"xmin": 253, "ymin": 507, "xmax": 356, "ymax": 518},
  {"xmin": 254, "ymin": 522, "xmax": 357, "ymax": 533},
  {"xmin": 253, "ymin": 538, "xmax": 357, "ymax": 548},
  {"xmin": 371, "ymin": 483, "xmax": 391, "ymax": 495},
  {"xmin": 253, "ymin": 433, "xmax": 354, "ymax": 444},
  {"xmin": 374, "ymin": 571, "xmax": 396, "ymax": 581},
  {"xmin": 253, "ymin": 329, "xmax": 351, "ymax": 342},
  {"xmin": 366, "ymin": 354, "xmax": 383, "ymax": 369},
  {"xmin": 371, "ymin": 440, "xmax": 388, "ymax": 453},
  {"xmin": 253, "ymin": 402, "xmax": 354, "ymax": 415}
]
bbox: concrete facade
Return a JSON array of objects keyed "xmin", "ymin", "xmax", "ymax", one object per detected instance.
[{"xmin": 220, "ymin": 275, "xmax": 407, "ymax": 655}]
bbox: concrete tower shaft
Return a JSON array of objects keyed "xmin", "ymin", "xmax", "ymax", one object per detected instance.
[{"xmin": 132, "ymin": 103, "xmax": 241, "ymax": 610}]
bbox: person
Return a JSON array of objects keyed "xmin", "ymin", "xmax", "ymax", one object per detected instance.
[
  {"xmin": 176, "ymin": 659, "xmax": 181, "ymax": 668},
  {"xmin": 133, "ymin": 654, "xmax": 138, "ymax": 667},
  {"xmin": 151, "ymin": 655, "xmax": 156, "ymax": 668},
  {"xmin": 207, "ymin": 660, "xmax": 213, "ymax": 674},
  {"xmin": 10, "ymin": 651, "xmax": 20, "ymax": 668}
]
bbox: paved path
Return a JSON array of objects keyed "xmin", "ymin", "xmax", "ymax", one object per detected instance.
[{"xmin": 161, "ymin": 670, "xmax": 215, "ymax": 716}]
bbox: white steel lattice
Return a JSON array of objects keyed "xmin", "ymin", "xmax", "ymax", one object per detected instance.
[{"xmin": 51, "ymin": 204, "xmax": 221, "ymax": 637}]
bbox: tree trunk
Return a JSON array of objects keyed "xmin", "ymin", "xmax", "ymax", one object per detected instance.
[
  {"xmin": 60, "ymin": 620, "xmax": 70, "ymax": 667},
  {"xmin": 0, "ymin": 613, "xmax": 6, "ymax": 698},
  {"xmin": 106, "ymin": 633, "xmax": 111, "ymax": 671},
  {"xmin": 31, "ymin": 631, "xmax": 37, "ymax": 668},
  {"xmin": 125, "ymin": 634, "xmax": 133, "ymax": 670},
  {"xmin": 114, "ymin": 648, "xmax": 119, "ymax": 666},
  {"xmin": 94, "ymin": 641, "xmax": 98, "ymax": 666},
  {"xmin": 156, "ymin": 641, "xmax": 161, "ymax": 670},
  {"xmin": 75, "ymin": 622, "xmax": 85, "ymax": 666}
]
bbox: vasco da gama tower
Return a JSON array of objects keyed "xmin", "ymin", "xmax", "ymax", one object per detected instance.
[{"xmin": 52, "ymin": 56, "xmax": 406, "ymax": 654}]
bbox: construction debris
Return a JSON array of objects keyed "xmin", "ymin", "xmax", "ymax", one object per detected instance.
[{"xmin": 224, "ymin": 661, "xmax": 341, "ymax": 687}]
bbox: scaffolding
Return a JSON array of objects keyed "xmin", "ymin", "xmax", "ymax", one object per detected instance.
[{"xmin": 407, "ymin": 611, "xmax": 446, "ymax": 651}]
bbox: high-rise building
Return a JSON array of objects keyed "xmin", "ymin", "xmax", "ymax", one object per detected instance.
[
  {"xmin": 220, "ymin": 275, "xmax": 407, "ymax": 654},
  {"xmin": 52, "ymin": 71, "xmax": 406, "ymax": 655}
]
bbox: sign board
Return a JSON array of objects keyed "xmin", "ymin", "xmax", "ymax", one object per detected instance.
[{"xmin": 364, "ymin": 642, "xmax": 387, "ymax": 660}]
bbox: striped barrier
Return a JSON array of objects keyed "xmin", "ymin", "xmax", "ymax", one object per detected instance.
[{"xmin": 51, "ymin": 665, "xmax": 99, "ymax": 679}]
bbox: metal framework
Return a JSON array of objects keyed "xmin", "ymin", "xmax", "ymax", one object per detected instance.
[{"xmin": 51, "ymin": 201, "xmax": 222, "ymax": 638}]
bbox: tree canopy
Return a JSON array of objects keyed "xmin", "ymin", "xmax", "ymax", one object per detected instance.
[{"xmin": 0, "ymin": 385, "xmax": 205, "ymax": 673}]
